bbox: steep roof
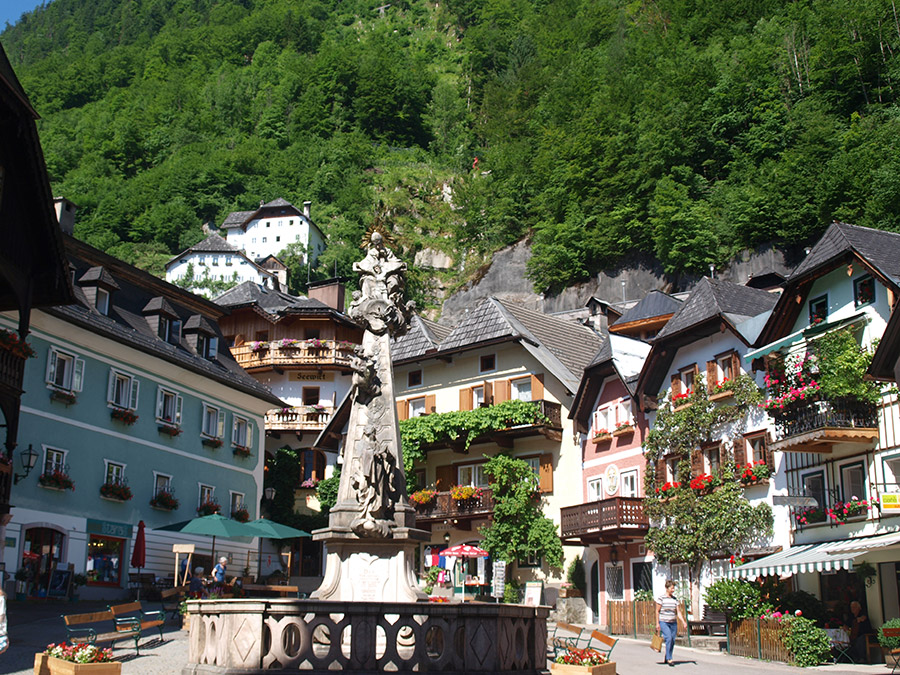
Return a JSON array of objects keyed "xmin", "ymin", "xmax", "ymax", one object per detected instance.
[
  {"xmin": 611, "ymin": 290, "xmax": 682, "ymax": 327},
  {"xmin": 223, "ymin": 210, "xmax": 255, "ymax": 228},
  {"xmin": 656, "ymin": 278, "xmax": 777, "ymax": 341},
  {"xmin": 392, "ymin": 315, "xmax": 453, "ymax": 362},
  {"xmin": 52, "ymin": 237, "xmax": 283, "ymax": 408},
  {"xmin": 185, "ymin": 232, "xmax": 237, "ymax": 253},
  {"xmin": 263, "ymin": 197, "xmax": 293, "ymax": 208},
  {"xmin": 79, "ymin": 266, "xmax": 120, "ymax": 290},
  {"xmin": 395, "ymin": 297, "xmax": 602, "ymax": 395},
  {"xmin": 221, "ymin": 198, "xmax": 312, "ymax": 232}
]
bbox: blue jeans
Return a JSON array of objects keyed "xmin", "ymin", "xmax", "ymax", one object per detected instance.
[{"xmin": 660, "ymin": 620, "xmax": 677, "ymax": 662}]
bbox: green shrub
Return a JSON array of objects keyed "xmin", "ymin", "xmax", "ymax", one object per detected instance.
[
  {"xmin": 635, "ymin": 589, "xmax": 654, "ymax": 602},
  {"xmin": 704, "ymin": 578, "xmax": 771, "ymax": 622},
  {"xmin": 567, "ymin": 556, "xmax": 586, "ymax": 594},
  {"xmin": 503, "ymin": 577, "xmax": 522, "ymax": 604},
  {"xmin": 780, "ymin": 616, "xmax": 831, "ymax": 667},
  {"xmin": 423, "ymin": 566, "xmax": 441, "ymax": 595},
  {"xmin": 879, "ymin": 617, "xmax": 900, "ymax": 649}
]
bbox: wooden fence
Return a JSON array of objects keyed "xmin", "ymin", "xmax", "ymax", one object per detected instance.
[
  {"xmin": 607, "ymin": 600, "xmax": 658, "ymax": 636},
  {"xmin": 728, "ymin": 618, "xmax": 793, "ymax": 663}
]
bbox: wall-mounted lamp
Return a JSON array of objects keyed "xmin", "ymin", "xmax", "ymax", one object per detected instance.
[
  {"xmin": 609, "ymin": 546, "xmax": 619, "ymax": 566},
  {"xmin": 444, "ymin": 531, "xmax": 451, "ymax": 545},
  {"xmin": 14, "ymin": 444, "xmax": 38, "ymax": 485},
  {"xmin": 264, "ymin": 487, "xmax": 276, "ymax": 501}
]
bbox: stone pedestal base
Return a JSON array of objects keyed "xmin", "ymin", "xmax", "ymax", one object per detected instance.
[{"xmin": 312, "ymin": 529, "xmax": 429, "ymax": 603}]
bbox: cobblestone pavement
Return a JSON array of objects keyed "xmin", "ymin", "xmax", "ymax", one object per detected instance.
[{"xmin": 4, "ymin": 600, "xmax": 898, "ymax": 674}]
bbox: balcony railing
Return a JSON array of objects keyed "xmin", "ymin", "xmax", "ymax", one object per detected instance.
[
  {"xmin": 770, "ymin": 398, "xmax": 879, "ymax": 452},
  {"xmin": 559, "ymin": 497, "xmax": 648, "ymax": 544},
  {"xmin": 230, "ymin": 340, "xmax": 356, "ymax": 371},
  {"xmin": 413, "ymin": 488, "xmax": 495, "ymax": 523},
  {"xmin": 266, "ymin": 405, "xmax": 335, "ymax": 431},
  {"xmin": 0, "ymin": 462, "xmax": 11, "ymax": 515},
  {"xmin": 0, "ymin": 348, "xmax": 25, "ymax": 395}
]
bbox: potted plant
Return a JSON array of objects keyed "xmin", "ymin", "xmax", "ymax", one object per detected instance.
[
  {"xmin": 38, "ymin": 469, "xmax": 75, "ymax": 491},
  {"xmin": 0, "ymin": 327, "xmax": 36, "ymax": 358},
  {"xmin": 71, "ymin": 574, "xmax": 88, "ymax": 602},
  {"xmin": 158, "ymin": 423, "xmax": 182, "ymax": 437},
  {"xmin": 551, "ymin": 647, "xmax": 614, "ymax": 674},
  {"xmin": 99, "ymin": 481, "xmax": 132, "ymax": 501},
  {"xmin": 879, "ymin": 617, "xmax": 900, "ymax": 661},
  {"xmin": 410, "ymin": 488, "xmax": 437, "ymax": 507},
  {"xmin": 231, "ymin": 507, "xmax": 249, "ymax": 522},
  {"xmin": 201, "ymin": 436, "xmax": 223, "ymax": 449},
  {"xmin": 37, "ymin": 643, "xmax": 120, "ymax": 675},
  {"xmin": 149, "ymin": 490, "xmax": 179, "ymax": 511},
  {"xmin": 197, "ymin": 499, "xmax": 221, "ymax": 516},
  {"xmin": 739, "ymin": 461, "xmax": 771, "ymax": 486},
  {"xmin": 49, "ymin": 389, "xmax": 77, "ymax": 405},
  {"xmin": 109, "ymin": 407, "xmax": 138, "ymax": 425},
  {"xmin": 232, "ymin": 445, "xmax": 251, "ymax": 458},
  {"xmin": 592, "ymin": 428, "xmax": 611, "ymax": 442},
  {"xmin": 179, "ymin": 600, "xmax": 191, "ymax": 631},
  {"xmin": 612, "ymin": 420, "xmax": 634, "ymax": 436},
  {"xmin": 656, "ymin": 481, "xmax": 680, "ymax": 499},
  {"xmin": 449, "ymin": 485, "xmax": 481, "ymax": 502}
]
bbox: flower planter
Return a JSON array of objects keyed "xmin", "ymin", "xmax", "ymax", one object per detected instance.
[
  {"xmin": 34, "ymin": 655, "xmax": 121, "ymax": 675},
  {"xmin": 592, "ymin": 433, "xmax": 612, "ymax": 443},
  {"xmin": 109, "ymin": 408, "xmax": 138, "ymax": 425},
  {"xmin": 233, "ymin": 446, "xmax": 251, "ymax": 458},
  {"xmin": 158, "ymin": 424, "xmax": 182, "ymax": 437},
  {"xmin": 49, "ymin": 390, "xmax": 77, "ymax": 405},
  {"xmin": 201, "ymin": 437, "xmax": 223, "ymax": 449},
  {"xmin": 550, "ymin": 662, "xmax": 616, "ymax": 675},
  {"xmin": 612, "ymin": 425, "xmax": 633, "ymax": 437},
  {"xmin": 708, "ymin": 390, "xmax": 734, "ymax": 402},
  {"xmin": 673, "ymin": 403, "xmax": 692, "ymax": 412},
  {"xmin": 99, "ymin": 495, "xmax": 128, "ymax": 503}
]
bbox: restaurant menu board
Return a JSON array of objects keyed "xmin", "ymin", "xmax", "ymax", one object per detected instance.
[{"xmin": 523, "ymin": 581, "xmax": 543, "ymax": 607}]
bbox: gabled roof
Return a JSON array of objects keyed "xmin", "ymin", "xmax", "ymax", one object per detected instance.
[
  {"xmin": 220, "ymin": 198, "xmax": 317, "ymax": 233},
  {"xmin": 392, "ymin": 315, "xmax": 453, "ymax": 362},
  {"xmin": 756, "ymin": 222, "xmax": 900, "ymax": 346},
  {"xmin": 656, "ymin": 278, "xmax": 777, "ymax": 341},
  {"xmin": 636, "ymin": 278, "xmax": 777, "ymax": 401},
  {"xmin": 394, "ymin": 297, "xmax": 602, "ymax": 396},
  {"xmin": 142, "ymin": 296, "xmax": 178, "ymax": 318},
  {"xmin": 184, "ymin": 314, "xmax": 218, "ymax": 335},
  {"xmin": 223, "ymin": 210, "xmax": 255, "ymax": 228},
  {"xmin": 78, "ymin": 266, "xmax": 120, "ymax": 290},
  {"xmin": 610, "ymin": 290, "xmax": 682, "ymax": 328},
  {"xmin": 185, "ymin": 232, "xmax": 237, "ymax": 254},
  {"xmin": 263, "ymin": 197, "xmax": 293, "ymax": 208}
]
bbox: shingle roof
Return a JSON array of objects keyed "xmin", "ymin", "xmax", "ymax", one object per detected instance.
[
  {"xmin": 611, "ymin": 290, "xmax": 681, "ymax": 326},
  {"xmin": 223, "ymin": 210, "xmax": 255, "ymax": 228},
  {"xmin": 791, "ymin": 221, "xmax": 900, "ymax": 285},
  {"xmin": 184, "ymin": 314, "xmax": 218, "ymax": 334},
  {"xmin": 263, "ymin": 197, "xmax": 293, "ymax": 208},
  {"xmin": 392, "ymin": 315, "xmax": 453, "ymax": 362},
  {"xmin": 55, "ymin": 241, "xmax": 284, "ymax": 407},
  {"xmin": 214, "ymin": 281, "xmax": 317, "ymax": 313},
  {"xmin": 78, "ymin": 266, "xmax": 120, "ymax": 290},
  {"xmin": 142, "ymin": 296, "xmax": 178, "ymax": 318},
  {"xmin": 656, "ymin": 278, "xmax": 778, "ymax": 340},
  {"xmin": 185, "ymin": 232, "xmax": 238, "ymax": 253},
  {"xmin": 438, "ymin": 299, "xmax": 521, "ymax": 351}
]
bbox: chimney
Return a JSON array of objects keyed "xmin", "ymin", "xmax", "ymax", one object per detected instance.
[
  {"xmin": 307, "ymin": 278, "xmax": 346, "ymax": 311},
  {"xmin": 54, "ymin": 197, "xmax": 76, "ymax": 235},
  {"xmin": 303, "ymin": 200, "xmax": 312, "ymax": 219}
]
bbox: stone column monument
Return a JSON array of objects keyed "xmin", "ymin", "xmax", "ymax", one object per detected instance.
[{"xmin": 312, "ymin": 227, "xmax": 430, "ymax": 602}]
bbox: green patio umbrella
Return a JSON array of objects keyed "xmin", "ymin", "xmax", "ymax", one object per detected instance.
[
  {"xmin": 244, "ymin": 518, "xmax": 310, "ymax": 578},
  {"xmin": 156, "ymin": 514, "xmax": 256, "ymax": 561}
]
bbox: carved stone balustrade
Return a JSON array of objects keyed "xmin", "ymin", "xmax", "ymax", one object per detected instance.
[{"xmin": 184, "ymin": 598, "xmax": 549, "ymax": 675}]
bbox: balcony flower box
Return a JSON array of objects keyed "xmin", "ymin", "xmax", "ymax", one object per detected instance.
[
  {"xmin": 612, "ymin": 422, "xmax": 634, "ymax": 437},
  {"xmin": 248, "ymin": 341, "xmax": 269, "ymax": 353},
  {"xmin": 158, "ymin": 423, "xmax": 182, "ymax": 437},
  {"xmin": 201, "ymin": 437, "xmax": 223, "ymax": 449},
  {"xmin": 0, "ymin": 328, "xmax": 35, "ymax": 359},
  {"xmin": 49, "ymin": 389, "xmax": 77, "ymax": 405},
  {"xmin": 592, "ymin": 430, "xmax": 612, "ymax": 443},
  {"xmin": 99, "ymin": 481, "xmax": 132, "ymax": 502},
  {"xmin": 410, "ymin": 488, "xmax": 437, "ymax": 507},
  {"xmin": 795, "ymin": 506, "xmax": 826, "ymax": 526},
  {"xmin": 656, "ymin": 481, "xmax": 680, "ymax": 500},
  {"xmin": 231, "ymin": 508, "xmax": 249, "ymax": 523},
  {"xmin": 450, "ymin": 485, "xmax": 481, "ymax": 502},
  {"xmin": 827, "ymin": 497, "xmax": 878, "ymax": 523},
  {"xmin": 110, "ymin": 407, "xmax": 138, "ymax": 425},
  {"xmin": 197, "ymin": 500, "xmax": 221, "ymax": 516},
  {"xmin": 232, "ymin": 445, "xmax": 251, "ymax": 458},
  {"xmin": 739, "ymin": 461, "xmax": 771, "ymax": 486},
  {"xmin": 150, "ymin": 491, "xmax": 179, "ymax": 511},
  {"xmin": 38, "ymin": 470, "xmax": 74, "ymax": 491}
]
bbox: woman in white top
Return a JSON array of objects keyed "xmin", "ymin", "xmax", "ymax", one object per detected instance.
[{"xmin": 656, "ymin": 579, "xmax": 687, "ymax": 666}]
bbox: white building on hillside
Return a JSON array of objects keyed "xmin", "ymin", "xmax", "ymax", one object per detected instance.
[{"xmin": 221, "ymin": 198, "xmax": 325, "ymax": 264}]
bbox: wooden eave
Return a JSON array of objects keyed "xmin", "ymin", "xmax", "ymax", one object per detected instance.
[
  {"xmin": 608, "ymin": 314, "xmax": 674, "ymax": 335},
  {"xmin": 769, "ymin": 427, "xmax": 879, "ymax": 454}
]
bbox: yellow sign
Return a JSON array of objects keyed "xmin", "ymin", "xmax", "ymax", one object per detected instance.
[
  {"xmin": 290, "ymin": 371, "xmax": 334, "ymax": 382},
  {"xmin": 882, "ymin": 493, "xmax": 900, "ymax": 510}
]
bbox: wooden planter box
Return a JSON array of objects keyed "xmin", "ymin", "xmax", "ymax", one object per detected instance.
[
  {"xmin": 708, "ymin": 390, "xmax": 734, "ymax": 402},
  {"xmin": 558, "ymin": 587, "xmax": 583, "ymax": 598},
  {"xmin": 612, "ymin": 425, "xmax": 633, "ymax": 437},
  {"xmin": 551, "ymin": 662, "xmax": 616, "ymax": 675},
  {"xmin": 592, "ymin": 433, "xmax": 612, "ymax": 443},
  {"xmin": 35, "ymin": 655, "xmax": 121, "ymax": 675}
]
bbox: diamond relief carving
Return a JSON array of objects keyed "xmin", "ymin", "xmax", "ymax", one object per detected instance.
[{"xmin": 232, "ymin": 618, "xmax": 258, "ymax": 663}]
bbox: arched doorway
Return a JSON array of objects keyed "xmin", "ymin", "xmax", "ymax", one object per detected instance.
[{"xmin": 21, "ymin": 527, "xmax": 64, "ymax": 597}]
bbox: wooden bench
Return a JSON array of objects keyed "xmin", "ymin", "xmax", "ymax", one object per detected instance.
[
  {"xmin": 883, "ymin": 627, "xmax": 900, "ymax": 673},
  {"xmin": 161, "ymin": 585, "xmax": 187, "ymax": 621},
  {"xmin": 109, "ymin": 602, "xmax": 165, "ymax": 644},
  {"xmin": 690, "ymin": 604, "xmax": 727, "ymax": 636},
  {"xmin": 62, "ymin": 608, "xmax": 140, "ymax": 653},
  {"xmin": 549, "ymin": 622, "xmax": 586, "ymax": 657},
  {"xmin": 243, "ymin": 584, "xmax": 299, "ymax": 597}
]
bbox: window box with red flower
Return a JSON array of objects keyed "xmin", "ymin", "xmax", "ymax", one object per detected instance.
[
  {"xmin": 231, "ymin": 507, "xmax": 249, "ymax": 522},
  {"xmin": 739, "ymin": 461, "xmax": 771, "ymax": 486},
  {"xmin": 110, "ymin": 407, "xmax": 138, "ymax": 425},
  {"xmin": 656, "ymin": 481, "xmax": 680, "ymax": 499},
  {"xmin": 827, "ymin": 497, "xmax": 877, "ymax": 523},
  {"xmin": 158, "ymin": 423, "xmax": 182, "ymax": 437},
  {"xmin": 197, "ymin": 499, "xmax": 221, "ymax": 516},
  {"xmin": 612, "ymin": 421, "xmax": 634, "ymax": 437},
  {"xmin": 708, "ymin": 378, "xmax": 734, "ymax": 402},
  {"xmin": 0, "ymin": 327, "xmax": 36, "ymax": 359},
  {"xmin": 410, "ymin": 488, "xmax": 437, "ymax": 507},
  {"xmin": 201, "ymin": 437, "xmax": 223, "ymax": 449},
  {"xmin": 39, "ymin": 470, "xmax": 75, "ymax": 491},
  {"xmin": 232, "ymin": 445, "xmax": 251, "ymax": 458},
  {"xmin": 150, "ymin": 490, "xmax": 179, "ymax": 511},
  {"xmin": 49, "ymin": 388, "xmax": 77, "ymax": 405},
  {"xmin": 689, "ymin": 473, "xmax": 715, "ymax": 494},
  {"xmin": 99, "ymin": 481, "xmax": 132, "ymax": 502},
  {"xmin": 672, "ymin": 389, "xmax": 693, "ymax": 411},
  {"xmin": 795, "ymin": 506, "xmax": 826, "ymax": 526},
  {"xmin": 592, "ymin": 429, "xmax": 612, "ymax": 443}
]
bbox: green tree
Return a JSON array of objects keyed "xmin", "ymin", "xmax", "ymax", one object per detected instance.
[{"xmin": 479, "ymin": 454, "xmax": 563, "ymax": 572}]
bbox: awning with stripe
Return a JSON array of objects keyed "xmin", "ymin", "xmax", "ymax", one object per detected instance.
[{"xmin": 730, "ymin": 531, "xmax": 900, "ymax": 578}]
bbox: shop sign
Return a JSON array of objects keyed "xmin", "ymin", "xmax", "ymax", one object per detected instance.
[
  {"xmin": 290, "ymin": 371, "xmax": 334, "ymax": 382},
  {"xmin": 86, "ymin": 518, "xmax": 132, "ymax": 539},
  {"xmin": 882, "ymin": 493, "xmax": 900, "ymax": 511}
]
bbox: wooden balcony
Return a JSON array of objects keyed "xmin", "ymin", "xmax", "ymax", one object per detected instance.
[
  {"xmin": 0, "ymin": 462, "xmax": 10, "ymax": 516},
  {"xmin": 0, "ymin": 348, "xmax": 25, "ymax": 398},
  {"xmin": 266, "ymin": 406, "xmax": 335, "ymax": 432},
  {"xmin": 770, "ymin": 398, "xmax": 879, "ymax": 453},
  {"xmin": 559, "ymin": 497, "xmax": 649, "ymax": 545},
  {"xmin": 230, "ymin": 340, "xmax": 356, "ymax": 372},
  {"xmin": 413, "ymin": 489, "xmax": 495, "ymax": 529}
]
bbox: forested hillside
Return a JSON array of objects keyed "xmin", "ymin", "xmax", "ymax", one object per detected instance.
[{"xmin": 5, "ymin": 0, "xmax": 900, "ymax": 304}]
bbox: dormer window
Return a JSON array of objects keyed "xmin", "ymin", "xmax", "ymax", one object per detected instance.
[
  {"xmin": 184, "ymin": 314, "xmax": 219, "ymax": 360},
  {"xmin": 78, "ymin": 266, "xmax": 119, "ymax": 315},
  {"xmin": 142, "ymin": 297, "xmax": 180, "ymax": 345}
]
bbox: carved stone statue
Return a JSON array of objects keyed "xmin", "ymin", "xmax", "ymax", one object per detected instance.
[{"xmin": 312, "ymin": 225, "xmax": 428, "ymax": 602}]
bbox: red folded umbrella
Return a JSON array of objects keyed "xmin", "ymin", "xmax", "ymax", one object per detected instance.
[{"xmin": 131, "ymin": 520, "xmax": 146, "ymax": 569}]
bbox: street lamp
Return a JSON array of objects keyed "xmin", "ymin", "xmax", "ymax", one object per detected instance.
[
  {"xmin": 14, "ymin": 444, "xmax": 38, "ymax": 484},
  {"xmin": 444, "ymin": 531, "xmax": 451, "ymax": 545}
]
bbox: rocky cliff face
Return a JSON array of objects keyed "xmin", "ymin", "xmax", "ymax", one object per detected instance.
[{"xmin": 439, "ymin": 239, "xmax": 797, "ymax": 326}]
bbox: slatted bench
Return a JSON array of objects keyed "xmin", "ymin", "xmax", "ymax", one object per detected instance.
[
  {"xmin": 549, "ymin": 622, "xmax": 586, "ymax": 657},
  {"xmin": 62, "ymin": 608, "xmax": 140, "ymax": 653},
  {"xmin": 690, "ymin": 604, "xmax": 727, "ymax": 635},
  {"xmin": 161, "ymin": 585, "xmax": 187, "ymax": 620},
  {"xmin": 109, "ymin": 602, "xmax": 166, "ymax": 645}
]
